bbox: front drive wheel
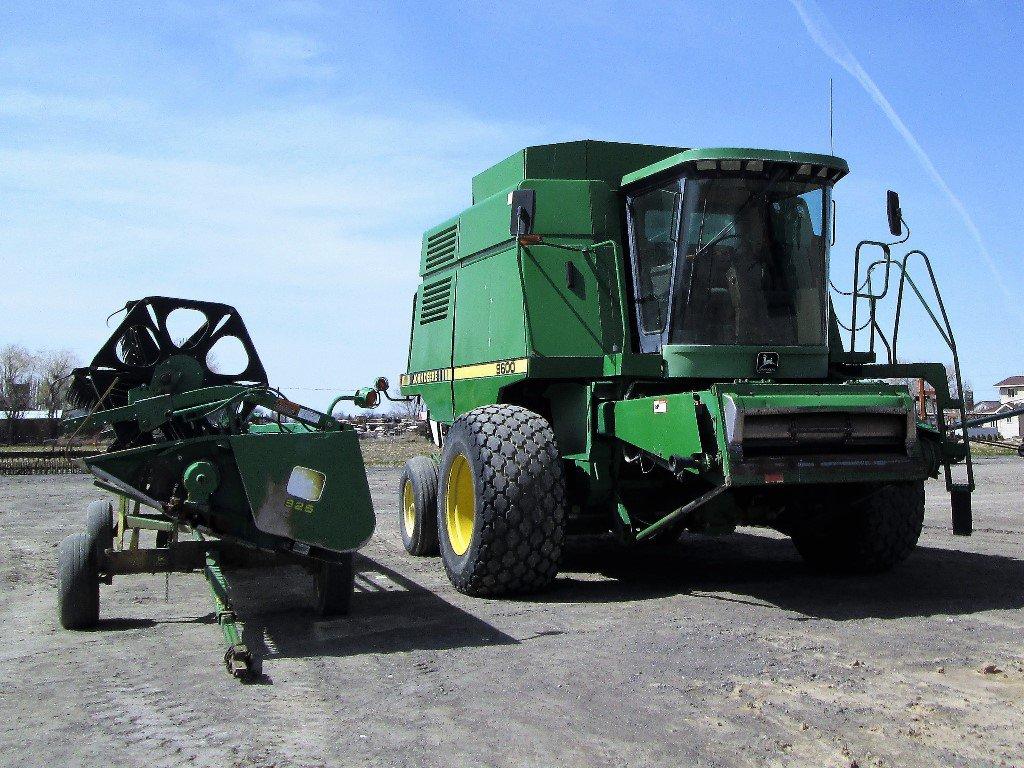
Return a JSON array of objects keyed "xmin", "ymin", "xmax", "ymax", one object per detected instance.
[
  {"xmin": 437, "ymin": 404, "xmax": 567, "ymax": 597},
  {"xmin": 790, "ymin": 481, "xmax": 925, "ymax": 573}
]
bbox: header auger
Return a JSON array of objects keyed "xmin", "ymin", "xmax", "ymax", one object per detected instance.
[{"xmin": 395, "ymin": 140, "xmax": 972, "ymax": 596}]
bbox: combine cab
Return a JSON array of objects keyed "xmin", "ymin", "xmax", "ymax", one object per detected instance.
[{"xmin": 396, "ymin": 140, "xmax": 973, "ymax": 596}]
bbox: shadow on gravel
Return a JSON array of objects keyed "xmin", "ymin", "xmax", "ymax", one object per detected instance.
[
  {"xmin": 230, "ymin": 553, "xmax": 517, "ymax": 663},
  {"xmin": 549, "ymin": 532, "xmax": 1024, "ymax": 621},
  {"xmin": 93, "ymin": 613, "xmax": 217, "ymax": 631}
]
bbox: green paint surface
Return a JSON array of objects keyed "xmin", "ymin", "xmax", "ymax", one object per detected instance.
[{"xmin": 230, "ymin": 431, "xmax": 374, "ymax": 553}]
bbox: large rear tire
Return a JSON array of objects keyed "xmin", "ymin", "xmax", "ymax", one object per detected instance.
[
  {"xmin": 437, "ymin": 404, "xmax": 567, "ymax": 596},
  {"xmin": 58, "ymin": 532, "xmax": 100, "ymax": 629},
  {"xmin": 399, "ymin": 456, "xmax": 440, "ymax": 556},
  {"xmin": 789, "ymin": 481, "xmax": 925, "ymax": 573}
]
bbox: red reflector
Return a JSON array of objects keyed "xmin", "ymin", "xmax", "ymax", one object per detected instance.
[
  {"xmin": 764, "ymin": 473, "xmax": 784, "ymax": 484},
  {"xmin": 518, "ymin": 234, "xmax": 543, "ymax": 245}
]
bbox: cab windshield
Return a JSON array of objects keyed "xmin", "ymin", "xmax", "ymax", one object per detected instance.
[{"xmin": 627, "ymin": 171, "xmax": 829, "ymax": 352}]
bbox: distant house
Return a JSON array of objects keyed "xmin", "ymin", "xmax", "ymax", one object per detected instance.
[
  {"xmin": 967, "ymin": 400, "xmax": 1002, "ymax": 438},
  {"xmin": 991, "ymin": 376, "xmax": 1024, "ymax": 440}
]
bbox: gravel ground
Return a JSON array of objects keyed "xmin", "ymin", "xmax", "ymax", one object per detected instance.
[{"xmin": 1, "ymin": 458, "xmax": 1022, "ymax": 768}]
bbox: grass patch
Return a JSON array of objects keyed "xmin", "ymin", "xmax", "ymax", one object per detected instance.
[
  {"xmin": 358, "ymin": 433, "xmax": 439, "ymax": 467},
  {"xmin": 969, "ymin": 442, "xmax": 1019, "ymax": 457}
]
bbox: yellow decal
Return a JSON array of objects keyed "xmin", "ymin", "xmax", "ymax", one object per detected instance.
[
  {"xmin": 286, "ymin": 466, "xmax": 326, "ymax": 502},
  {"xmin": 452, "ymin": 358, "xmax": 528, "ymax": 380},
  {"xmin": 401, "ymin": 358, "xmax": 529, "ymax": 386},
  {"xmin": 285, "ymin": 497, "xmax": 316, "ymax": 513}
]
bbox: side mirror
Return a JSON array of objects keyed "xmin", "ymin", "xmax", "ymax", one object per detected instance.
[
  {"xmin": 886, "ymin": 190, "xmax": 902, "ymax": 237},
  {"xmin": 509, "ymin": 188, "xmax": 536, "ymax": 237}
]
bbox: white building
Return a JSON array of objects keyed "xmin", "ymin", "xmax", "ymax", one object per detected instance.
[{"xmin": 991, "ymin": 376, "xmax": 1024, "ymax": 440}]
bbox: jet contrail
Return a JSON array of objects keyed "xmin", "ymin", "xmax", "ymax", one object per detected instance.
[{"xmin": 789, "ymin": 0, "xmax": 1018, "ymax": 319}]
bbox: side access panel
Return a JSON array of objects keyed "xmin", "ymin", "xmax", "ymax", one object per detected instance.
[
  {"xmin": 519, "ymin": 180, "xmax": 626, "ymax": 359},
  {"xmin": 452, "ymin": 248, "xmax": 529, "ymax": 415}
]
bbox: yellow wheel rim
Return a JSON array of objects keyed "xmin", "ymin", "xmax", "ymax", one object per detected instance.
[
  {"xmin": 445, "ymin": 453, "xmax": 475, "ymax": 556},
  {"xmin": 402, "ymin": 479, "xmax": 416, "ymax": 536}
]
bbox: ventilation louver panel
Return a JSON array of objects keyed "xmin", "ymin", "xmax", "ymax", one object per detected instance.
[
  {"xmin": 419, "ymin": 277, "xmax": 452, "ymax": 324},
  {"xmin": 424, "ymin": 224, "xmax": 458, "ymax": 273}
]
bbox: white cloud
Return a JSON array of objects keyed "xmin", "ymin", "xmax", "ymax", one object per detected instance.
[{"xmin": 0, "ymin": 94, "xmax": 573, "ymax": 390}]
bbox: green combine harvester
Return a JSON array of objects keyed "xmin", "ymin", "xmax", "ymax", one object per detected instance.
[
  {"xmin": 397, "ymin": 140, "xmax": 974, "ymax": 596},
  {"xmin": 57, "ymin": 297, "xmax": 384, "ymax": 678}
]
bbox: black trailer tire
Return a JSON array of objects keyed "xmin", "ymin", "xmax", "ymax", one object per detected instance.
[
  {"xmin": 399, "ymin": 456, "xmax": 440, "ymax": 556},
  {"xmin": 437, "ymin": 404, "xmax": 567, "ymax": 597},
  {"xmin": 314, "ymin": 553, "xmax": 354, "ymax": 616},
  {"xmin": 790, "ymin": 481, "xmax": 925, "ymax": 573},
  {"xmin": 85, "ymin": 499, "xmax": 114, "ymax": 566},
  {"xmin": 58, "ymin": 532, "xmax": 100, "ymax": 629}
]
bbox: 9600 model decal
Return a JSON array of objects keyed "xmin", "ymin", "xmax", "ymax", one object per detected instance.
[{"xmin": 401, "ymin": 358, "xmax": 529, "ymax": 387}]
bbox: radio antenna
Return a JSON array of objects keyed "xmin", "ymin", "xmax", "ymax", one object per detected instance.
[{"xmin": 829, "ymin": 77, "xmax": 834, "ymax": 154}]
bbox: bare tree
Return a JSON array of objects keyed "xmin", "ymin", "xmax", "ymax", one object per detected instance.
[
  {"xmin": 0, "ymin": 344, "xmax": 38, "ymax": 444},
  {"xmin": 945, "ymin": 362, "xmax": 971, "ymax": 400},
  {"xmin": 389, "ymin": 389, "xmax": 421, "ymax": 420},
  {"xmin": 35, "ymin": 349, "xmax": 80, "ymax": 419}
]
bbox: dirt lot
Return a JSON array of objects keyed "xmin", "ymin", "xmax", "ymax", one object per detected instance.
[{"xmin": 2, "ymin": 458, "xmax": 1022, "ymax": 768}]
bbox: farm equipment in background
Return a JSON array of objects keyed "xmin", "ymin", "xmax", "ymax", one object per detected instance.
[
  {"xmin": 57, "ymin": 297, "xmax": 385, "ymax": 679},
  {"xmin": 955, "ymin": 404, "xmax": 1024, "ymax": 456},
  {"xmin": 395, "ymin": 141, "xmax": 974, "ymax": 596}
]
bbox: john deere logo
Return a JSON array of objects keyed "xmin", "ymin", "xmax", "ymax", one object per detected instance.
[{"xmin": 755, "ymin": 351, "xmax": 779, "ymax": 375}]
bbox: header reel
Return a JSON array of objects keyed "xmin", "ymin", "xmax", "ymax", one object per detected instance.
[
  {"xmin": 67, "ymin": 296, "xmax": 269, "ymax": 448},
  {"xmin": 69, "ymin": 295, "xmax": 267, "ymax": 411}
]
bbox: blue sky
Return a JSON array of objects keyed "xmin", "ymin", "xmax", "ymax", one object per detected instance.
[{"xmin": 2, "ymin": 0, "xmax": 1021, "ymax": 404}]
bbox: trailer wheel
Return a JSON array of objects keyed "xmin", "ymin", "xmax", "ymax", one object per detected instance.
[
  {"xmin": 314, "ymin": 553, "xmax": 354, "ymax": 616},
  {"xmin": 85, "ymin": 499, "xmax": 114, "ymax": 566},
  {"xmin": 437, "ymin": 404, "xmax": 566, "ymax": 596},
  {"xmin": 399, "ymin": 456, "xmax": 440, "ymax": 556},
  {"xmin": 58, "ymin": 532, "xmax": 100, "ymax": 629},
  {"xmin": 790, "ymin": 481, "xmax": 925, "ymax": 573}
]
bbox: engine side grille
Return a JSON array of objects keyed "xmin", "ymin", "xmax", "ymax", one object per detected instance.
[
  {"xmin": 424, "ymin": 224, "xmax": 458, "ymax": 273},
  {"xmin": 419, "ymin": 277, "xmax": 452, "ymax": 324}
]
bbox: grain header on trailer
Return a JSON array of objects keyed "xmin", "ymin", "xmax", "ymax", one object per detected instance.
[{"xmin": 56, "ymin": 297, "xmax": 387, "ymax": 678}]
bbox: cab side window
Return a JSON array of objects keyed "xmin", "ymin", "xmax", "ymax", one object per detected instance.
[{"xmin": 628, "ymin": 184, "xmax": 681, "ymax": 350}]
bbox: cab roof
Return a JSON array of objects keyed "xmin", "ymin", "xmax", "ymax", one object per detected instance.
[
  {"xmin": 622, "ymin": 147, "xmax": 849, "ymax": 188},
  {"xmin": 471, "ymin": 140, "xmax": 684, "ymax": 202}
]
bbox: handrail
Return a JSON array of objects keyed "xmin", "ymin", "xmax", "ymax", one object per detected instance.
[
  {"xmin": 839, "ymin": 240, "xmax": 891, "ymax": 350},
  {"xmin": 834, "ymin": 242, "xmax": 974, "ymax": 492},
  {"xmin": 584, "ymin": 239, "xmax": 631, "ymax": 360}
]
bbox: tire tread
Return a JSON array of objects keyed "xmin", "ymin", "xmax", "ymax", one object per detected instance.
[{"xmin": 440, "ymin": 404, "xmax": 566, "ymax": 596}]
